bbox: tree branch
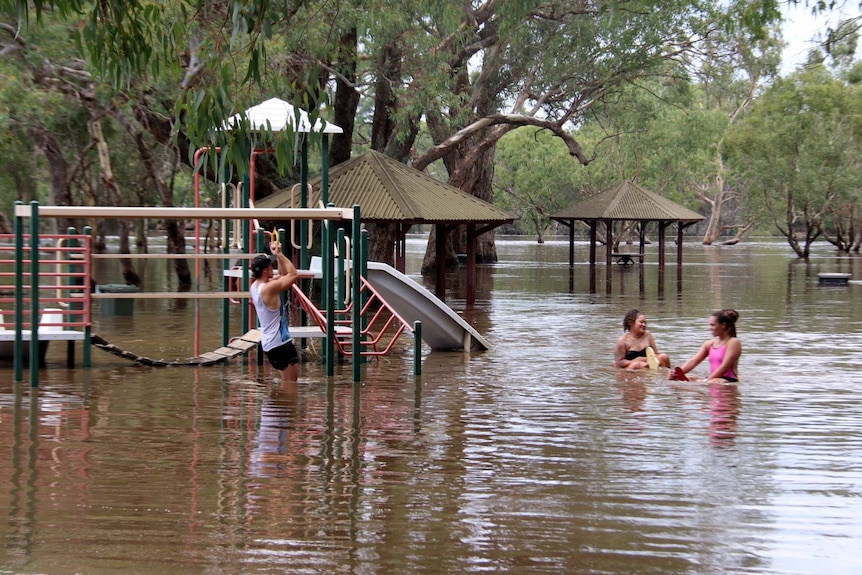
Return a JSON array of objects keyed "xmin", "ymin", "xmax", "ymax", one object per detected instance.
[{"xmin": 413, "ymin": 114, "xmax": 592, "ymax": 171}]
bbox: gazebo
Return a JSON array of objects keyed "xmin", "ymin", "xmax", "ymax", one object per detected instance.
[
  {"xmin": 550, "ymin": 181, "xmax": 704, "ymax": 293},
  {"xmin": 257, "ymin": 150, "xmax": 515, "ymax": 305}
]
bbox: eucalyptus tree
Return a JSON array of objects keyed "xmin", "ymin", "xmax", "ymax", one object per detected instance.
[
  {"xmin": 3, "ymin": 0, "xmax": 794, "ymax": 274},
  {"xmin": 723, "ymin": 64, "xmax": 862, "ymax": 257},
  {"xmin": 390, "ymin": 0, "xmax": 789, "ymax": 271},
  {"xmin": 684, "ymin": 23, "xmax": 782, "ymax": 244},
  {"xmin": 495, "ymin": 70, "xmax": 759, "ymax": 247},
  {"xmin": 494, "ymin": 129, "xmax": 584, "ymax": 241},
  {"xmin": 1, "ymin": 11, "xmax": 176, "ymax": 283}
]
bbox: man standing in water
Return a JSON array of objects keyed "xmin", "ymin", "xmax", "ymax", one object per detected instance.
[{"xmin": 250, "ymin": 240, "xmax": 300, "ymax": 382}]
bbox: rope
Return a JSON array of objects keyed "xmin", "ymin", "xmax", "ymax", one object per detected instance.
[{"xmin": 89, "ymin": 330, "xmax": 261, "ymax": 367}]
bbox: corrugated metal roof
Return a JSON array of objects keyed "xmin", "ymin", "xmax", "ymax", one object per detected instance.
[
  {"xmin": 551, "ymin": 181, "xmax": 704, "ymax": 223},
  {"xmin": 256, "ymin": 150, "xmax": 514, "ymax": 224}
]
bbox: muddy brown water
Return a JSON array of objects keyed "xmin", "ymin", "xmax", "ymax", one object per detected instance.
[{"xmin": 2, "ymin": 237, "xmax": 861, "ymax": 575}]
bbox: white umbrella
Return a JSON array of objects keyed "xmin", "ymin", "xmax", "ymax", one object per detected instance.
[{"xmin": 224, "ymin": 97, "xmax": 343, "ymax": 134}]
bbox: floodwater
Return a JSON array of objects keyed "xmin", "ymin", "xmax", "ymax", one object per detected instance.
[{"xmin": 2, "ymin": 237, "xmax": 861, "ymax": 575}]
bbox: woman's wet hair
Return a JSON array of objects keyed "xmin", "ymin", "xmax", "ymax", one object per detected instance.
[
  {"xmin": 622, "ymin": 309, "xmax": 642, "ymax": 332},
  {"xmin": 712, "ymin": 308, "xmax": 739, "ymax": 337}
]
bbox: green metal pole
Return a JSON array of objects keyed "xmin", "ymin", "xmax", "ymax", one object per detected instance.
[
  {"xmin": 321, "ymin": 135, "xmax": 330, "ymax": 206},
  {"xmin": 351, "ymin": 205, "xmax": 361, "ymax": 383},
  {"xmin": 221, "ymin": 165, "xmax": 231, "ymax": 347},
  {"xmin": 360, "ymin": 229, "xmax": 369, "ymax": 365},
  {"xmin": 242, "ymin": 164, "xmax": 251, "ymax": 334},
  {"xmin": 29, "ymin": 201, "xmax": 39, "ymax": 387},
  {"xmin": 337, "ymin": 228, "xmax": 346, "ymax": 312},
  {"xmin": 300, "ymin": 137, "xmax": 309, "ymax": 270},
  {"xmin": 13, "ymin": 201, "xmax": 23, "ymax": 383},
  {"xmin": 413, "ymin": 321, "xmax": 422, "ymax": 376},
  {"xmin": 322, "ymin": 212, "xmax": 334, "ymax": 376},
  {"xmin": 82, "ymin": 226, "xmax": 92, "ymax": 368}
]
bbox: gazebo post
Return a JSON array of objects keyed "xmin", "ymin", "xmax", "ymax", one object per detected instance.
[
  {"xmin": 588, "ymin": 219, "xmax": 597, "ymax": 293},
  {"xmin": 435, "ymin": 224, "xmax": 450, "ymax": 302},
  {"xmin": 638, "ymin": 222, "xmax": 646, "ymax": 259},
  {"xmin": 658, "ymin": 221, "xmax": 669, "ymax": 298},
  {"xmin": 605, "ymin": 220, "xmax": 613, "ymax": 294},
  {"xmin": 638, "ymin": 222, "xmax": 646, "ymax": 293},
  {"xmin": 395, "ymin": 223, "xmax": 409, "ymax": 273},
  {"xmin": 466, "ymin": 224, "xmax": 477, "ymax": 306},
  {"xmin": 677, "ymin": 223, "xmax": 686, "ymax": 292}
]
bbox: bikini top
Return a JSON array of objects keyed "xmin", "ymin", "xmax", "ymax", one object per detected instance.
[{"xmin": 625, "ymin": 349, "xmax": 647, "ymax": 361}]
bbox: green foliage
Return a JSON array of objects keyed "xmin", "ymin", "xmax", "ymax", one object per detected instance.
[
  {"xmin": 5, "ymin": 0, "xmax": 848, "ymax": 257},
  {"xmin": 494, "ymin": 75, "xmax": 733, "ymax": 238},
  {"xmin": 6, "ymin": 0, "xmax": 335, "ymax": 179},
  {"xmin": 724, "ymin": 63, "xmax": 862, "ymax": 255},
  {"xmin": 495, "ymin": 129, "xmax": 586, "ymax": 235}
]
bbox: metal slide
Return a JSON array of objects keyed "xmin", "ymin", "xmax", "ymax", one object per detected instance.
[{"xmin": 365, "ymin": 262, "xmax": 491, "ymax": 352}]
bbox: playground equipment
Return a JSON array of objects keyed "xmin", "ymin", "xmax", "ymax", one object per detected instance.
[
  {"xmin": 6, "ymin": 99, "xmax": 490, "ymax": 388},
  {"xmin": 7, "ymin": 202, "xmax": 368, "ymax": 387}
]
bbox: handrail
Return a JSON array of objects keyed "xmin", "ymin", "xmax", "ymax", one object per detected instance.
[
  {"xmin": 291, "ymin": 276, "xmax": 414, "ymax": 358},
  {"xmin": 289, "ymin": 183, "xmax": 314, "ymax": 250}
]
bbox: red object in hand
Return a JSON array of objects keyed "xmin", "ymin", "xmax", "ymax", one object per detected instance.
[{"xmin": 669, "ymin": 367, "xmax": 689, "ymax": 381}]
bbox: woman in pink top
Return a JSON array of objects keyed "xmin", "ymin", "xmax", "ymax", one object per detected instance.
[{"xmin": 670, "ymin": 309, "xmax": 741, "ymax": 383}]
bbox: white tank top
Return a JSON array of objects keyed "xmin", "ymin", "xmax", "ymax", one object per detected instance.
[{"xmin": 250, "ymin": 281, "xmax": 291, "ymax": 351}]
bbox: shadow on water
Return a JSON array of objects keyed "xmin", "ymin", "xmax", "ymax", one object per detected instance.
[{"xmin": 1, "ymin": 238, "xmax": 861, "ymax": 575}]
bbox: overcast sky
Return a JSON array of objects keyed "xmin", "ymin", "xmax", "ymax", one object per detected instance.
[{"xmin": 781, "ymin": 1, "xmax": 862, "ymax": 74}]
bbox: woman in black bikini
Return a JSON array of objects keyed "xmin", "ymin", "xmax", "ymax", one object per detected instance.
[{"xmin": 613, "ymin": 309, "xmax": 671, "ymax": 370}]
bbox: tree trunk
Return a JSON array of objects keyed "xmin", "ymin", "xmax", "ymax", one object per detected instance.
[
  {"xmin": 420, "ymin": 144, "xmax": 500, "ymax": 273},
  {"xmin": 28, "ymin": 124, "xmax": 75, "ymax": 232},
  {"xmin": 88, "ymin": 116, "xmax": 141, "ymax": 286},
  {"xmin": 360, "ymin": 41, "xmax": 421, "ymax": 265},
  {"xmin": 330, "ymin": 27, "xmax": 359, "ymax": 166},
  {"xmin": 700, "ymin": 174, "xmax": 727, "ymax": 245},
  {"xmin": 126, "ymin": 116, "xmax": 191, "ymax": 289},
  {"xmin": 365, "ymin": 222, "xmax": 397, "ymax": 266}
]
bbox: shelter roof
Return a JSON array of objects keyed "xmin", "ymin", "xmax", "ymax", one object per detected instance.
[
  {"xmin": 224, "ymin": 98, "xmax": 343, "ymax": 134},
  {"xmin": 257, "ymin": 150, "xmax": 514, "ymax": 224},
  {"xmin": 551, "ymin": 181, "xmax": 703, "ymax": 223}
]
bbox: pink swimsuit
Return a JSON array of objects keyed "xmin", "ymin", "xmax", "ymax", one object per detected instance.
[{"xmin": 709, "ymin": 344, "xmax": 737, "ymax": 379}]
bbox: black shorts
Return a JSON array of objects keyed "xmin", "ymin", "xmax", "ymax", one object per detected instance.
[{"xmin": 265, "ymin": 340, "xmax": 299, "ymax": 370}]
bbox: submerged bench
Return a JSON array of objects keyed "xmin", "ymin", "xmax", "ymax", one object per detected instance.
[
  {"xmin": 1, "ymin": 308, "xmax": 86, "ymax": 367},
  {"xmin": 0, "ymin": 321, "xmax": 86, "ymax": 367}
]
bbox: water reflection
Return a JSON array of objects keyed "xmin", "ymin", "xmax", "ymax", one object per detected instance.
[
  {"xmin": 1, "ymin": 239, "xmax": 861, "ymax": 575},
  {"xmin": 615, "ymin": 370, "xmax": 651, "ymax": 414},
  {"xmin": 708, "ymin": 383, "xmax": 740, "ymax": 448}
]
